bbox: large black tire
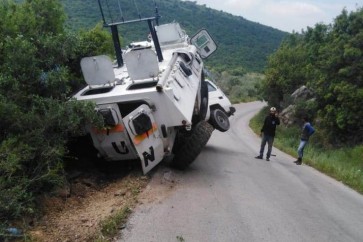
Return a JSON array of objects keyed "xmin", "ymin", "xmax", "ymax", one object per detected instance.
[
  {"xmin": 209, "ymin": 109, "xmax": 230, "ymax": 132},
  {"xmin": 172, "ymin": 120, "xmax": 214, "ymax": 169}
]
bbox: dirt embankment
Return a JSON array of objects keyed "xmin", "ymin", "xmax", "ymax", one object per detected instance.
[
  {"xmin": 4, "ymin": 154, "xmax": 179, "ymax": 242},
  {"xmin": 27, "ymin": 161, "xmax": 149, "ymax": 242}
]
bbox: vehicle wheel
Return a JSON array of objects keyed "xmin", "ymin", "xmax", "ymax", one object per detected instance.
[
  {"xmin": 209, "ymin": 109, "xmax": 230, "ymax": 132},
  {"xmin": 172, "ymin": 120, "xmax": 214, "ymax": 169}
]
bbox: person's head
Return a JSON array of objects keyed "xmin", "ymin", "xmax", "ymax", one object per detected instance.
[
  {"xmin": 270, "ymin": 107, "xmax": 277, "ymax": 116},
  {"xmin": 302, "ymin": 116, "xmax": 309, "ymax": 123}
]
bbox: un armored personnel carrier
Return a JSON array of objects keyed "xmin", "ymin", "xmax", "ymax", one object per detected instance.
[{"xmin": 73, "ymin": 1, "xmax": 234, "ymax": 174}]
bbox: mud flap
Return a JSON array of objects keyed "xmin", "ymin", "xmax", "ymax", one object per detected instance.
[{"xmin": 124, "ymin": 104, "xmax": 164, "ymax": 174}]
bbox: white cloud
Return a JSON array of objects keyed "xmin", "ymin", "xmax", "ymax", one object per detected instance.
[
  {"xmin": 257, "ymin": 2, "xmax": 328, "ymax": 32},
  {"xmin": 224, "ymin": 0, "xmax": 261, "ymax": 9},
  {"xmin": 262, "ymin": 2, "xmax": 323, "ymax": 17},
  {"xmin": 186, "ymin": 0, "xmax": 361, "ymax": 32}
]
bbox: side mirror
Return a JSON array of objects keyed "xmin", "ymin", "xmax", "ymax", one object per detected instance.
[{"xmin": 190, "ymin": 29, "xmax": 217, "ymax": 59}]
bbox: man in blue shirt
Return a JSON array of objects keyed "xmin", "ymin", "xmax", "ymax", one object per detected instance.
[{"xmin": 294, "ymin": 116, "xmax": 315, "ymax": 165}]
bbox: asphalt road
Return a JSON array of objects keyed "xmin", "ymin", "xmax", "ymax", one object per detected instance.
[{"xmin": 119, "ymin": 101, "xmax": 363, "ymax": 242}]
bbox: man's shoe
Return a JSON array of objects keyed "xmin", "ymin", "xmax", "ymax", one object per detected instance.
[
  {"xmin": 255, "ymin": 155, "xmax": 263, "ymax": 159},
  {"xmin": 266, "ymin": 158, "xmax": 270, "ymax": 161},
  {"xmin": 294, "ymin": 158, "xmax": 302, "ymax": 165}
]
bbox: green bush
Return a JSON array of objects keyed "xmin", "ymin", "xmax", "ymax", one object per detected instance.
[
  {"xmin": 213, "ymin": 71, "xmax": 264, "ymax": 103},
  {"xmin": 0, "ymin": 0, "xmax": 110, "ymax": 228}
]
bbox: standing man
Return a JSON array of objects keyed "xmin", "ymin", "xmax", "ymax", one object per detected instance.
[
  {"xmin": 294, "ymin": 116, "xmax": 315, "ymax": 165},
  {"xmin": 255, "ymin": 107, "xmax": 280, "ymax": 161}
]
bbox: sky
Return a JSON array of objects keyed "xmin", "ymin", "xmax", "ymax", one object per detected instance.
[{"xmin": 184, "ymin": 0, "xmax": 361, "ymax": 32}]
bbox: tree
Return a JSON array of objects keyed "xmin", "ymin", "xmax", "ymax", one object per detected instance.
[
  {"xmin": 263, "ymin": 33, "xmax": 309, "ymax": 108},
  {"xmin": 263, "ymin": 7, "xmax": 363, "ymax": 145},
  {"xmin": 311, "ymin": 8, "xmax": 363, "ymax": 143},
  {"xmin": 0, "ymin": 0, "xmax": 111, "ymax": 225}
]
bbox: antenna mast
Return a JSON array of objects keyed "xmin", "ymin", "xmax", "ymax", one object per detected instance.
[{"xmin": 97, "ymin": 0, "xmax": 163, "ymax": 67}]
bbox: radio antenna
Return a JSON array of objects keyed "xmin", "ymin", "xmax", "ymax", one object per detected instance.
[
  {"xmin": 105, "ymin": 0, "xmax": 114, "ymax": 23},
  {"xmin": 133, "ymin": 0, "xmax": 142, "ymax": 19},
  {"xmin": 153, "ymin": 0, "xmax": 160, "ymax": 25},
  {"xmin": 117, "ymin": 0, "xmax": 125, "ymax": 22},
  {"xmin": 97, "ymin": 0, "xmax": 163, "ymax": 67}
]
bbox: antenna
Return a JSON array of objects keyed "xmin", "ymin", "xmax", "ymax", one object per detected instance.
[
  {"xmin": 97, "ymin": 0, "xmax": 163, "ymax": 67},
  {"xmin": 117, "ymin": 0, "xmax": 125, "ymax": 22},
  {"xmin": 105, "ymin": 0, "xmax": 114, "ymax": 23},
  {"xmin": 153, "ymin": 0, "xmax": 160, "ymax": 25},
  {"xmin": 133, "ymin": 0, "xmax": 142, "ymax": 19}
]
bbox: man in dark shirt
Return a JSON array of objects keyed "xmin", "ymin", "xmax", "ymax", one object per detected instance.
[{"xmin": 255, "ymin": 107, "xmax": 280, "ymax": 161}]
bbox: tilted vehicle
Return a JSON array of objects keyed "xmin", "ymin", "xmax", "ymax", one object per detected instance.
[
  {"xmin": 72, "ymin": 1, "xmax": 235, "ymax": 174},
  {"xmin": 206, "ymin": 79, "xmax": 236, "ymax": 132}
]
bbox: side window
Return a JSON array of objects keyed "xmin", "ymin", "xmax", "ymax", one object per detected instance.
[{"xmin": 207, "ymin": 82, "xmax": 217, "ymax": 92}]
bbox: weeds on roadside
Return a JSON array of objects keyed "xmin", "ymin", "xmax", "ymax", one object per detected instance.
[
  {"xmin": 93, "ymin": 174, "xmax": 149, "ymax": 241},
  {"xmin": 98, "ymin": 206, "xmax": 132, "ymax": 239},
  {"xmin": 177, "ymin": 235, "xmax": 185, "ymax": 242}
]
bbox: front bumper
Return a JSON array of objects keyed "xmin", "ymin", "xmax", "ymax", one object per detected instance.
[{"xmin": 228, "ymin": 106, "xmax": 236, "ymax": 116}]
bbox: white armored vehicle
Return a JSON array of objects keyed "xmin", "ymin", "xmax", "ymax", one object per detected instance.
[{"xmin": 73, "ymin": 1, "xmax": 234, "ymax": 174}]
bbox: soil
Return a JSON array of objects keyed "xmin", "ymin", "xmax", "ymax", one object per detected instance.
[
  {"xmin": 24, "ymin": 160, "xmax": 179, "ymax": 242},
  {"xmin": 26, "ymin": 160, "xmax": 150, "ymax": 242}
]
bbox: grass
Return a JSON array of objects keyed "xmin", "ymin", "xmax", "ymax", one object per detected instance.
[
  {"xmin": 93, "ymin": 175, "xmax": 149, "ymax": 241},
  {"xmin": 176, "ymin": 235, "xmax": 185, "ymax": 241},
  {"xmin": 95, "ymin": 206, "xmax": 133, "ymax": 241},
  {"xmin": 251, "ymin": 107, "xmax": 363, "ymax": 194}
]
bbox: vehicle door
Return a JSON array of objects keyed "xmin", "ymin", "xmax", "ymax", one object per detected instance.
[{"xmin": 123, "ymin": 104, "xmax": 164, "ymax": 174}]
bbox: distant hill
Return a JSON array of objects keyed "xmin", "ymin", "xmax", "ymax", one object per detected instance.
[{"xmin": 61, "ymin": 0, "xmax": 288, "ymax": 72}]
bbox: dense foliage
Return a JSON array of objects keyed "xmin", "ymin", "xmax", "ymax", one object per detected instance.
[
  {"xmin": 211, "ymin": 71, "xmax": 264, "ymax": 103},
  {"xmin": 263, "ymin": 8, "xmax": 363, "ymax": 145},
  {"xmin": 60, "ymin": 0, "xmax": 287, "ymax": 73},
  {"xmin": 0, "ymin": 0, "xmax": 113, "ymax": 227}
]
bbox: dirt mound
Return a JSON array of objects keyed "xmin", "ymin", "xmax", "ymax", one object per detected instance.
[{"xmin": 28, "ymin": 165, "xmax": 149, "ymax": 242}]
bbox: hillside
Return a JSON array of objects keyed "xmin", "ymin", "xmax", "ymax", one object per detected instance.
[{"xmin": 61, "ymin": 0, "xmax": 287, "ymax": 72}]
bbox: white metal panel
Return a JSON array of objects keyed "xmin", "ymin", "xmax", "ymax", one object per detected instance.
[
  {"xmin": 124, "ymin": 104, "xmax": 164, "ymax": 174},
  {"xmin": 124, "ymin": 49, "xmax": 159, "ymax": 81},
  {"xmin": 156, "ymin": 23, "xmax": 185, "ymax": 45},
  {"xmin": 191, "ymin": 29, "xmax": 217, "ymax": 59},
  {"xmin": 80, "ymin": 55, "xmax": 115, "ymax": 85}
]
